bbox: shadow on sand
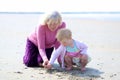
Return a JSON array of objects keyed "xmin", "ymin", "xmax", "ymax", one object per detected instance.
[{"xmin": 46, "ymin": 64, "xmax": 104, "ymax": 80}]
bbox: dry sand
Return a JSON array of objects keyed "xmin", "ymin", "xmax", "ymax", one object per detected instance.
[{"xmin": 0, "ymin": 14, "xmax": 120, "ymax": 80}]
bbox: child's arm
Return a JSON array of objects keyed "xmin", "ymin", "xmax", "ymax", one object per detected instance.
[
  {"xmin": 76, "ymin": 40, "xmax": 88, "ymax": 54},
  {"xmin": 46, "ymin": 45, "xmax": 64, "ymax": 69},
  {"xmin": 80, "ymin": 43, "xmax": 88, "ymax": 54},
  {"xmin": 49, "ymin": 45, "xmax": 63, "ymax": 64}
]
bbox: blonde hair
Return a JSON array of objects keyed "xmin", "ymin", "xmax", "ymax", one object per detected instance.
[
  {"xmin": 39, "ymin": 11, "xmax": 62, "ymax": 25},
  {"xmin": 56, "ymin": 28, "xmax": 72, "ymax": 41}
]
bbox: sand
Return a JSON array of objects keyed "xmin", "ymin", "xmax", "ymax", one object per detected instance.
[{"xmin": 0, "ymin": 13, "xmax": 120, "ymax": 80}]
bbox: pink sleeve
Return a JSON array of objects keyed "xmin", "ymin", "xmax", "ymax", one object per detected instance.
[
  {"xmin": 54, "ymin": 22, "xmax": 66, "ymax": 49},
  {"xmin": 37, "ymin": 25, "xmax": 48, "ymax": 61}
]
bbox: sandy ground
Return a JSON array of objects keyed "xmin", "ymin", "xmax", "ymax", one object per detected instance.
[{"xmin": 0, "ymin": 14, "xmax": 120, "ymax": 80}]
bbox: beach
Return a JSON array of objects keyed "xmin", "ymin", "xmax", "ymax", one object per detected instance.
[{"xmin": 0, "ymin": 13, "xmax": 120, "ymax": 80}]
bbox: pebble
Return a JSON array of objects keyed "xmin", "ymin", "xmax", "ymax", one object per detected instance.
[{"xmin": 14, "ymin": 71, "xmax": 23, "ymax": 74}]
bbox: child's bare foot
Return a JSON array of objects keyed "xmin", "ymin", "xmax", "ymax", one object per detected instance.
[
  {"xmin": 66, "ymin": 67, "xmax": 72, "ymax": 70},
  {"xmin": 80, "ymin": 67, "xmax": 86, "ymax": 72}
]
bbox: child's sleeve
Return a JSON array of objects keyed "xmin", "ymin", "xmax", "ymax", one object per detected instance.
[
  {"xmin": 79, "ymin": 42, "xmax": 88, "ymax": 54},
  {"xmin": 49, "ymin": 45, "xmax": 63, "ymax": 65}
]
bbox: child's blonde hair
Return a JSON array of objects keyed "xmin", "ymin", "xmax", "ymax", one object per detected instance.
[
  {"xmin": 39, "ymin": 11, "xmax": 62, "ymax": 25},
  {"xmin": 56, "ymin": 28, "xmax": 72, "ymax": 41}
]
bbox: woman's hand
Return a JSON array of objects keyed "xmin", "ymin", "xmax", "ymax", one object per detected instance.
[{"xmin": 43, "ymin": 59, "xmax": 49, "ymax": 68}]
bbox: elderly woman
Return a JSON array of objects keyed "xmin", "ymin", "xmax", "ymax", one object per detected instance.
[{"xmin": 23, "ymin": 11, "xmax": 66, "ymax": 67}]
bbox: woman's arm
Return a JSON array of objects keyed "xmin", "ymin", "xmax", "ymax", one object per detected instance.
[
  {"xmin": 37, "ymin": 25, "xmax": 48, "ymax": 61},
  {"xmin": 54, "ymin": 22, "xmax": 66, "ymax": 49}
]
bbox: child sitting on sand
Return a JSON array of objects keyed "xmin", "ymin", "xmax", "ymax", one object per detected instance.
[{"xmin": 45, "ymin": 28, "xmax": 91, "ymax": 71}]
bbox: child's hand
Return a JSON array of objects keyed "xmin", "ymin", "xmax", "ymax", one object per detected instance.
[{"xmin": 46, "ymin": 63, "xmax": 52, "ymax": 69}]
